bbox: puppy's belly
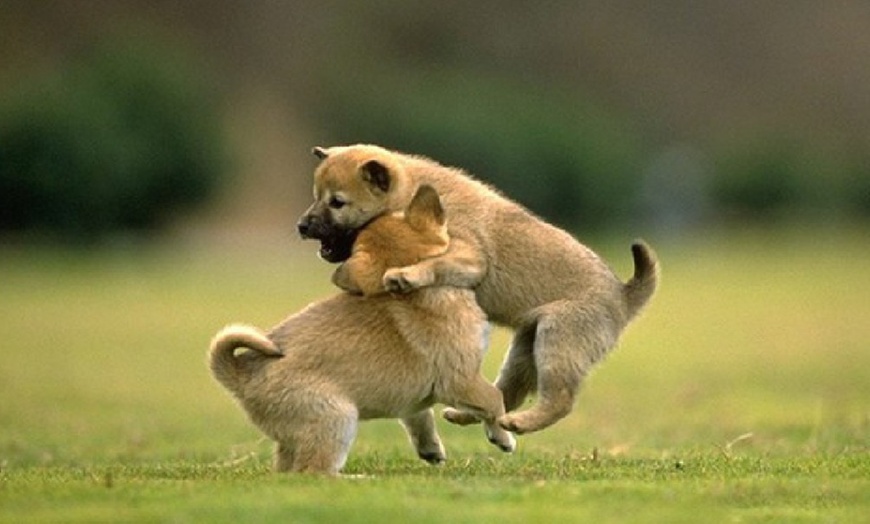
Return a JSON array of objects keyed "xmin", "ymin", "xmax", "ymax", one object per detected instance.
[{"xmin": 356, "ymin": 390, "xmax": 436, "ymax": 420}]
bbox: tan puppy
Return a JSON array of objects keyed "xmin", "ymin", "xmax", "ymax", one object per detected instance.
[
  {"xmin": 298, "ymin": 145, "xmax": 660, "ymax": 434},
  {"xmin": 210, "ymin": 185, "xmax": 515, "ymax": 475}
]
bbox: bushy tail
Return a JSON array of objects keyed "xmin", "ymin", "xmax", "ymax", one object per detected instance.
[
  {"xmin": 623, "ymin": 240, "xmax": 660, "ymax": 320},
  {"xmin": 208, "ymin": 324, "xmax": 282, "ymax": 395}
]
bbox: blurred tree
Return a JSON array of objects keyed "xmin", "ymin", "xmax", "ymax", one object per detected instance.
[
  {"xmin": 0, "ymin": 34, "xmax": 228, "ymax": 242},
  {"xmin": 4, "ymin": 1, "xmax": 870, "ymax": 236},
  {"xmin": 712, "ymin": 139, "xmax": 805, "ymax": 220},
  {"xmin": 317, "ymin": 68, "xmax": 644, "ymax": 230}
]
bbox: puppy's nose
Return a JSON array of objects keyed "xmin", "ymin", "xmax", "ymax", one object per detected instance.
[
  {"xmin": 297, "ymin": 216, "xmax": 312, "ymax": 237},
  {"xmin": 298, "ymin": 214, "xmax": 324, "ymax": 238}
]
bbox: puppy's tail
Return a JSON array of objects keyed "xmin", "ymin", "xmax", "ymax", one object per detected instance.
[
  {"xmin": 623, "ymin": 240, "xmax": 660, "ymax": 320},
  {"xmin": 208, "ymin": 324, "xmax": 282, "ymax": 395}
]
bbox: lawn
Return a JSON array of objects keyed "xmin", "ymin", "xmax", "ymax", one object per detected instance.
[{"xmin": 1, "ymin": 226, "xmax": 868, "ymax": 522}]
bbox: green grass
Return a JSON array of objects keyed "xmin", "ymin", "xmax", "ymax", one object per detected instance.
[{"xmin": 1, "ymin": 227, "xmax": 868, "ymax": 522}]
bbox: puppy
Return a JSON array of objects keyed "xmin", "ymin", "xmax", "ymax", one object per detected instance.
[
  {"xmin": 298, "ymin": 145, "xmax": 659, "ymax": 434},
  {"xmin": 210, "ymin": 185, "xmax": 515, "ymax": 475}
]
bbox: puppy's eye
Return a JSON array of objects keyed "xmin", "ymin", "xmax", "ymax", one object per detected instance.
[{"xmin": 328, "ymin": 196, "xmax": 346, "ymax": 210}]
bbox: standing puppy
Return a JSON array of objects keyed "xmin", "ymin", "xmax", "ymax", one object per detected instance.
[
  {"xmin": 298, "ymin": 145, "xmax": 659, "ymax": 434},
  {"xmin": 210, "ymin": 186, "xmax": 514, "ymax": 475}
]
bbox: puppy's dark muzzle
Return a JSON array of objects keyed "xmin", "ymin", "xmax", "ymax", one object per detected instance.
[
  {"xmin": 297, "ymin": 215, "xmax": 327, "ymax": 240},
  {"xmin": 297, "ymin": 214, "xmax": 357, "ymax": 263}
]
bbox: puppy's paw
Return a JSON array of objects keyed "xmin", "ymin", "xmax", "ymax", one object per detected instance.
[
  {"xmin": 383, "ymin": 269, "xmax": 412, "ymax": 294},
  {"xmin": 498, "ymin": 413, "xmax": 522, "ymax": 434},
  {"xmin": 383, "ymin": 266, "xmax": 433, "ymax": 294},
  {"xmin": 498, "ymin": 412, "xmax": 543, "ymax": 435},
  {"xmin": 485, "ymin": 426, "xmax": 517, "ymax": 453},
  {"xmin": 418, "ymin": 447, "xmax": 447, "ymax": 465},
  {"xmin": 442, "ymin": 407, "xmax": 482, "ymax": 426}
]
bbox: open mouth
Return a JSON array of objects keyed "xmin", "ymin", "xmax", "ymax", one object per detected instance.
[{"xmin": 317, "ymin": 229, "xmax": 358, "ymax": 263}]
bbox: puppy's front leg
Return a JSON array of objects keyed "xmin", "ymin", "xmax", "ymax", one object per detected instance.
[
  {"xmin": 400, "ymin": 409, "xmax": 446, "ymax": 464},
  {"xmin": 333, "ymin": 251, "xmax": 384, "ymax": 295},
  {"xmin": 384, "ymin": 238, "xmax": 485, "ymax": 293},
  {"xmin": 331, "ymin": 263, "xmax": 363, "ymax": 294}
]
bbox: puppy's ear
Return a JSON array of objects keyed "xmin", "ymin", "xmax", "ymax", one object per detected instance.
[
  {"xmin": 406, "ymin": 184, "xmax": 445, "ymax": 230},
  {"xmin": 361, "ymin": 160, "xmax": 391, "ymax": 192},
  {"xmin": 312, "ymin": 146, "xmax": 329, "ymax": 160}
]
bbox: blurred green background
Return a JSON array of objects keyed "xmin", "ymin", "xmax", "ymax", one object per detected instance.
[
  {"xmin": 3, "ymin": 1, "xmax": 870, "ymax": 242},
  {"xmin": 1, "ymin": 4, "xmax": 868, "ymax": 518}
]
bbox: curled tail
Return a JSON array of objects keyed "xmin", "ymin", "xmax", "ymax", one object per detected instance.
[
  {"xmin": 208, "ymin": 324, "xmax": 282, "ymax": 395},
  {"xmin": 624, "ymin": 239, "xmax": 660, "ymax": 320}
]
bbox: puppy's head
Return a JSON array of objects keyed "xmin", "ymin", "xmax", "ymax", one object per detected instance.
[
  {"xmin": 346, "ymin": 184, "xmax": 448, "ymax": 295},
  {"xmin": 297, "ymin": 145, "xmax": 411, "ymax": 263}
]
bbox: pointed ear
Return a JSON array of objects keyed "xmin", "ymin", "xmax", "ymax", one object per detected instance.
[
  {"xmin": 312, "ymin": 146, "xmax": 329, "ymax": 160},
  {"xmin": 406, "ymin": 184, "xmax": 445, "ymax": 230},
  {"xmin": 360, "ymin": 160, "xmax": 391, "ymax": 192}
]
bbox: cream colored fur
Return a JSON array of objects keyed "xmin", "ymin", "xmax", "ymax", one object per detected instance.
[
  {"xmin": 210, "ymin": 186, "xmax": 514, "ymax": 474},
  {"xmin": 300, "ymin": 145, "xmax": 660, "ymax": 434}
]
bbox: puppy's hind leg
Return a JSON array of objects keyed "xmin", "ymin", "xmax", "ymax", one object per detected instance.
[
  {"xmin": 400, "ymin": 409, "xmax": 447, "ymax": 464},
  {"xmin": 499, "ymin": 304, "xmax": 616, "ymax": 435},
  {"xmin": 275, "ymin": 441, "xmax": 296, "ymax": 473},
  {"xmin": 278, "ymin": 398, "xmax": 359, "ymax": 475},
  {"xmin": 494, "ymin": 322, "xmax": 539, "ymax": 413},
  {"xmin": 443, "ymin": 322, "xmax": 537, "ymax": 426}
]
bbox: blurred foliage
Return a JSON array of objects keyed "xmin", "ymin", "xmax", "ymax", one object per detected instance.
[
  {"xmin": 2, "ymin": 3, "xmax": 870, "ymax": 237},
  {"xmin": 846, "ymin": 158, "xmax": 870, "ymax": 218},
  {"xmin": 711, "ymin": 137, "xmax": 870, "ymax": 222},
  {"xmin": 0, "ymin": 35, "xmax": 227, "ymax": 242},
  {"xmin": 313, "ymin": 65, "xmax": 870, "ymax": 232},
  {"xmin": 712, "ymin": 139, "xmax": 807, "ymax": 220},
  {"xmin": 317, "ymin": 69, "xmax": 645, "ymax": 230}
]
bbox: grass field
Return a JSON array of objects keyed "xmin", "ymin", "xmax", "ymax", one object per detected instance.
[{"xmin": 1, "ymin": 227, "xmax": 868, "ymax": 522}]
